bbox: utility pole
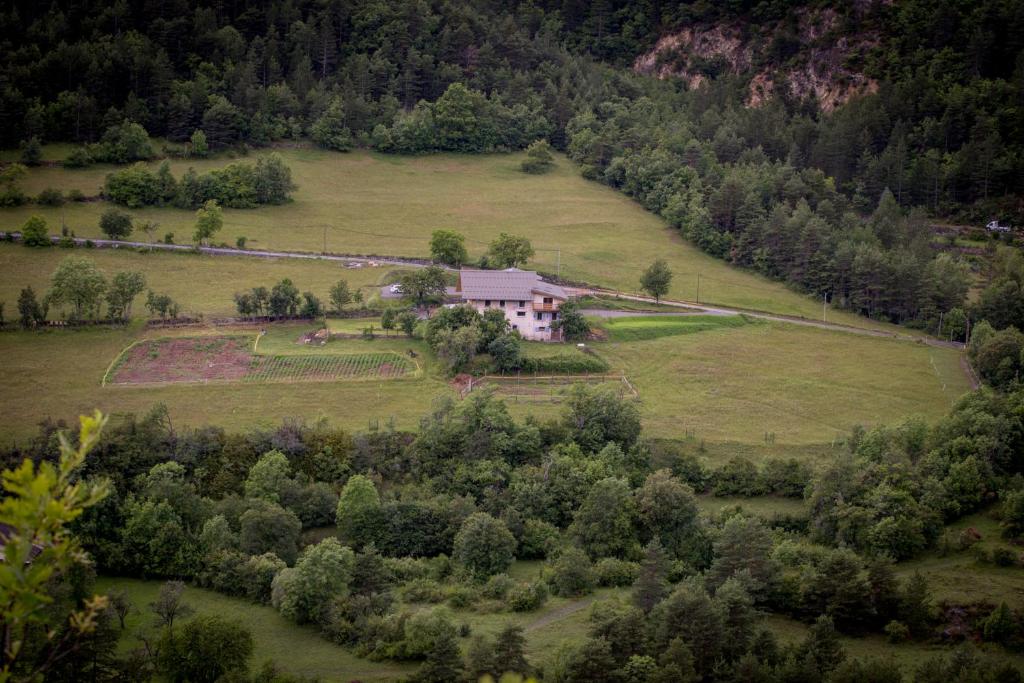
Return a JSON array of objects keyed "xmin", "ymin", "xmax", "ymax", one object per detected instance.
[
  {"xmin": 823, "ymin": 293, "xmax": 827, "ymax": 322},
  {"xmin": 322, "ymin": 225, "xmax": 327, "ymax": 255},
  {"xmin": 696, "ymin": 273, "xmax": 701, "ymax": 304}
]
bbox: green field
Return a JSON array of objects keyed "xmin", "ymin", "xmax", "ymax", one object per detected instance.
[
  {"xmin": 595, "ymin": 318, "xmax": 970, "ymax": 446},
  {"xmin": 598, "ymin": 313, "xmax": 751, "ymax": 342},
  {"xmin": 0, "ymin": 242, "xmax": 401, "ymax": 319},
  {"xmin": 0, "ymin": 147, "xmax": 904, "ymax": 330},
  {"xmin": 0, "ymin": 311, "xmax": 969, "ymax": 447},
  {"xmin": 94, "ymin": 577, "xmax": 415, "ymax": 682}
]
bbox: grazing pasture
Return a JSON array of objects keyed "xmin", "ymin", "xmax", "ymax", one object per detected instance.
[
  {"xmin": 0, "ymin": 147, "xmax": 905, "ymax": 330},
  {"xmin": 598, "ymin": 313, "xmax": 752, "ymax": 343},
  {"xmin": 0, "ymin": 242, "xmax": 399, "ymax": 319}
]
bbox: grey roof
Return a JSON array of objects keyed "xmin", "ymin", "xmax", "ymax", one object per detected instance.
[{"xmin": 457, "ymin": 268, "xmax": 567, "ymax": 301}]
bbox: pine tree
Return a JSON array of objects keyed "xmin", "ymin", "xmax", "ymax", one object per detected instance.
[
  {"xmin": 492, "ymin": 624, "xmax": 529, "ymax": 676},
  {"xmin": 802, "ymin": 615, "xmax": 845, "ymax": 674},
  {"xmin": 410, "ymin": 631, "xmax": 464, "ymax": 683},
  {"xmin": 633, "ymin": 538, "xmax": 670, "ymax": 612}
]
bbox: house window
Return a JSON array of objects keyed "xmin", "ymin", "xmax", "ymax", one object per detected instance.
[
  {"xmin": 499, "ymin": 300, "xmax": 505, "ymax": 307},
  {"xmin": 535, "ymin": 312, "xmax": 544, "ymax": 321},
  {"xmin": 512, "ymin": 324, "xmax": 518, "ymax": 330},
  {"xmin": 518, "ymin": 300, "xmax": 525, "ymax": 308},
  {"xmin": 543, "ymin": 297, "xmax": 553, "ymax": 304},
  {"xmin": 484, "ymin": 300, "xmax": 491, "ymax": 307},
  {"xmin": 516, "ymin": 311, "xmax": 526, "ymax": 317}
]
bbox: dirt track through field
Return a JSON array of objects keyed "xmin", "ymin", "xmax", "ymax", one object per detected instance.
[{"xmin": 524, "ymin": 596, "xmax": 598, "ymax": 633}]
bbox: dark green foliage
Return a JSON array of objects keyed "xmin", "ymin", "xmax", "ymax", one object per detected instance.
[
  {"xmin": 17, "ymin": 287, "xmax": 45, "ymax": 328},
  {"xmin": 521, "ymin": 353, "xmax": 609, "ymax": 375},
  {"xmin": 311, "ymin": 98, "xmax": 353, "ymax": 152},
  {"xmin": 521, "ymin": 139, "xmax": 555, "ymax": 174},
  {"xmin": 99, "ymin": 207, "xmax": 133, "ymax": 239},
  {"xmin": 553, "ymin": 300, "xmax": 591, "ymax": 342},
  {"xmin": 970, "ymin": 326, "xmax": 1024, "ymax": 389},
  {"xmin": 487, "ymin": 233, "xmax": 535, "ymax": 269},
  {"xmin": 239, "ymin": 501, "xmax": 302, "ymax": 565},
  {"xmin": 633, "ymin": 539, "xmax": 671, "ymax": 612},
  {"xmin": 562, "ymin": 383, "xmax": 642, "ymax": 452},
  {"xmin": 36, "ymin": 188, "xmax": 64, "ymax": 206},
  {"xmin": 400, "ymin": 266, "xmax": 449, "ymax": 306},
  {"xmin": 157, "ymin": 615, "xmax": 254, "ymax": 683},
  {"xmin": 20, "ymin": 136, "xmax": 42, "ymax": 166},
  {"xmin": 981, "ymin": 603, "xmax": 1019, "ymax": 646},
  {"xmin": 104, "ymin": 156, "xmax": 295, "ymax": 209},
  {"xmin": 452, "ymin": 512, "xmax": 517, "ymax": 580},
  {"xmin": 507, "ymin": 580, "xmax": 548, "ymax": 612},
  {"xmin": 94, "ymin": 120, "xmax": 154, "ymax": 163},
  {"xmin": 429, "ymin": 229, "xmax": 468, "ymax": 266},
  {"xmin": 548, "ymin": 546, "xmax": 595, "ymax": 597},
  {"xmin": 21, "ymin": 215, "xmax": 50, "ymax": 247},
  {"xmin": 640, "ymin": 260, "xmax": 672, "ymax": 302}
]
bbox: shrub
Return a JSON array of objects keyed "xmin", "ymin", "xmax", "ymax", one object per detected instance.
[
  {"xmin": 991, "ymin": 547, "xmax": 1017, "ymax": 567},
  {"xmin": 519, "ymin": 519, "xmax": 560, "ymax": 559},
  {"xmin": 100, "ymin": 207, "xmax": 133, "ymax": 239},
  {"xmin": 36, "ymin": 188, "xmax": 64, "ymax": 206},
  {"xmin": 66, "ymin": 189, "xmax": 86, "ymax": 202},
  {"xmin": 446, "ymin": 586, "xmax": 480, "ymax": 609},
  {"xmin": 547, "ymin": 547, "xmax": 595, "ymax": 597},
  {"xmin": 63, "ymin": 147, "xmax": 93, "ymax": 168},
  {"xmin": 593, "ymin": 558, "xmax": 641, "ymax": 587},
  {"xmin": 518, "ymin": 353, "xmax": 609, "ymax": 374},
  {"xmin": 400, "ymin": 578, "xmax": 448, "ymax": 603},
  {"xmin": 884, "ymin": 620, "xmax": 909, "ymax": 643},
  {"xmin": 20, "ymin": 216, "xmax": 49, "ymax": 247},
  {"xmin": 481, "ymin": 573, "xmax": 515, "ymax": 600},
  {"xmin": 507, "ymin": 581, "xmax": 548, "ymax": 612}
]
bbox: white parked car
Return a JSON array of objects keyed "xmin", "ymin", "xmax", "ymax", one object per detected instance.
[
  {"xmin": 389, "ymin": 284, "xmax": 403, "ymax": 294},
  {"xmin": 987, "ymin": 220, "xmax": 1012, "ymax": 233}
]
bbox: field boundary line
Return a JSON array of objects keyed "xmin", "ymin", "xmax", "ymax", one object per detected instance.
[{"xmin": 101, "ymin": 339, "xmax": 143, "ymax": 387}]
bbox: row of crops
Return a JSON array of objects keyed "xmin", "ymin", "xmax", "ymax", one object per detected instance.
[{"xmin": 244, "ymin": 352, "xmax": 415, "ymax": 383}]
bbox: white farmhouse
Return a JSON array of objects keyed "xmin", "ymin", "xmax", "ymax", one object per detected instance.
[{"xmin": 453, "ymin": 268, "xmax": 568, "ymax": 341}]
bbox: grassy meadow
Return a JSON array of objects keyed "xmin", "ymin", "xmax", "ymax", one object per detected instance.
[
  {"xmin": 0, "ymin": 150, "xmax": 972, "ymax": 449},
  {"xmin": 594, "ymin": 317, "xmax": 970, "ymax": 446},
  {"xmin": 0, "ymin": 310, "xmax": 969, "ymax": 448},
  {"xmin": 0, "ymin": 242, "xmax": 402, "ymax": 319},
  {"xmin": 94, "ymin": 577, "xmax": 415, "ymax": 682},
  {"xmin": 1, "ymin": 146, "xmax": 900, "ymax": 330}
]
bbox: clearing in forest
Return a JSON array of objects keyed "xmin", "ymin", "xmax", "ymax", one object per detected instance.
[{"xmin": 106, "ymin": 336, "xmax": 415, "ymax": 385}]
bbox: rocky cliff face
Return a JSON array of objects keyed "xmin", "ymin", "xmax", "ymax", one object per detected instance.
[{"xmin": 633, "ymin": 8, "xmax": 879, "ymax": 112}]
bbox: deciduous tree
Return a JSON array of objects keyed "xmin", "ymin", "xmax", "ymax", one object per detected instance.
[
  {"xmin": 488, "ymin": 233, "xmax": 535, "ymax": 269},
  {"xmin": 640, "ymin": 260, "xmax": 672, "ymax": 302}
]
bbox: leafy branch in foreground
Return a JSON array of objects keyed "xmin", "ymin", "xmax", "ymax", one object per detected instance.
[{"xmin": 0, "ymin": 411, "xmax": 110, "ymax": 681}]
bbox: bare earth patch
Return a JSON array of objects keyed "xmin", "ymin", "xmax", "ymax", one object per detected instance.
[
  {"xmin": 110, "ymin": 337, "xmax": 252, "ymax": 384},
  {"xmin": 109, "ymin": 336, "xmax": 414, "ymax": 385}
]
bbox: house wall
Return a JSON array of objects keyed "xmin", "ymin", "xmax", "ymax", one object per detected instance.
[{"xmin": 466, "ymin": 297, "xmax": 562, "ymax": 341}]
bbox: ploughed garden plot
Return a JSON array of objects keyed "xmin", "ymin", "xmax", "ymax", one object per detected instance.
[{"xmin": 107, "ymin": 337, "xmax": 414, "ymax": 385}]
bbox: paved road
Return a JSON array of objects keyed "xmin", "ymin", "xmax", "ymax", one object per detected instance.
[{"xmin": 2, "ymin": 231, "xmax": 963, "ymax": 350}]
